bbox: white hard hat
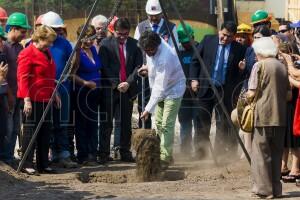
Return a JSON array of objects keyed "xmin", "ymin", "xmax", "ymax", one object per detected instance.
[
  {"xmin": 41, "ymin": 11, "xmax": 65, "ymax": 28},
  {"xmin": 145, "ymin": 0, "xmax": 162, "ymax": 15}
]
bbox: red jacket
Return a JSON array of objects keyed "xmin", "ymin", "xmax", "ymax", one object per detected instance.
[{"xmin": 17, "ymin": 43, "xmax": 56, "ymax": 102}]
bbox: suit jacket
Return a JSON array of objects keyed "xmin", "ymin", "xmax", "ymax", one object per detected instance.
[
  {"xmin": 99, "ymin": 36, "xmax": 143, "ymax": 99},
  {"xmin": 190, "ymin": 35, "xmax": 246, "ymax": 110}
]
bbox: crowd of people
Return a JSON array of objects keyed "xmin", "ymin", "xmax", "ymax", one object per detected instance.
[{"xmin": 0, "ymin": 0, "xmax": 300, "ymax": 198}]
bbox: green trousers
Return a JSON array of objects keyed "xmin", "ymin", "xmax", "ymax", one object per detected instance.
[{"xmin": 155, "ymin": 98, "xmax": 182, "ymax": 162}]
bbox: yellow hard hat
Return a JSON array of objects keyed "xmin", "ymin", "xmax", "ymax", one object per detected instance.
[{"xmin": 237, "ymin": 23, "xmax": 252, "ymax": 34}]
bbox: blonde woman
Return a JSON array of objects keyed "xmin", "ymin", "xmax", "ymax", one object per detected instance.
[{"xmin": 17, "ymin": 25, "xmax": 60, "ymax": 175}]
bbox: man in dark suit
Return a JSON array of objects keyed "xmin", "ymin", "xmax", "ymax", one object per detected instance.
[
  {"xmin": 190, "ymin": 21, "xmax": 246, "ymax": 158},
  {"xmin": 99, "ymin": 18, "xmax": 143, "ymax": 164}
]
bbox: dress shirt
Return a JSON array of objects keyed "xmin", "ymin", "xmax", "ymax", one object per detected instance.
[
  {"xmin": 145, "ymin": 40, "xmax": 186, "ymax": 114},
  {"xmin": 211, "ymin": 43, "xmax": 231, "ymax": 86}
]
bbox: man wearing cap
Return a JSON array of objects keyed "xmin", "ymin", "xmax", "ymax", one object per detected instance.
[
  {"xmin": 235, "ymin": 23, "xmax": 252, "ymax": 47},
  {"xmin": 0, "ymin": 12, "xmax": 30, "ymax": 166},
  {"xmin": 176, "ymin": 23, "xmax": 201, "ymax": 158},
  {"xmin": 134, "ymin": 0, "xmax": 179, "ymax": 47},
  {"xmin": 91, "ymin": 15, "xmax": 108, "ymax": 53},
  {"xmin": 41, "ymin": 11, "xmax": 77, "ymax": 168},
  {"xmin": 279, "ymin": 21, "xmax": 299, "ymax": 54},
  {"xmin": 134, "ymin": 0, "xmax": 179, "ymax": 130}
]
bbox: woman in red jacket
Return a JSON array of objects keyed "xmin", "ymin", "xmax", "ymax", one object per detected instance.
[{"xmin": 17, "ymin": 25, "xmax": 60, "ymax": 175}]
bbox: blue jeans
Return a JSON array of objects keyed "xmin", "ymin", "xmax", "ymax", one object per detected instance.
[
  {"xmin": 75, "ymin": 87, "xmax": 99, "ymax": 162},
  {"xmin": 3, "ymin": 97, "xmax": 21, "ymax": 162},
  {"xmin": 51, "ymin": 91, "xmax": 71, "ymax": 160},
  {"xmin": 0, "ymin": 94, "xmax": 8, "ymax": 160}
]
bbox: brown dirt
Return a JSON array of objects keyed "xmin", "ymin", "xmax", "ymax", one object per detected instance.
[
  {"xmin": 1, "ymin": 157, "xmax": 300, "ymax": 200},
  {"xmin": 132, "ymin": 129, "xmax": 161, "ymax": 182}
]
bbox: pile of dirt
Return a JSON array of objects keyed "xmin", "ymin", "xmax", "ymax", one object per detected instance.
[{"xmin": 132, "ymin": 129, "xmax": 161, "ymax": 182}]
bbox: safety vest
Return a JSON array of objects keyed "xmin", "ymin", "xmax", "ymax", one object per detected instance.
[{"xmin": 137, "ymin": 19, "xmax": 176, "ymax": 43}]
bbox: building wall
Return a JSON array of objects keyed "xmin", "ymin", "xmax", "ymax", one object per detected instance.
[{"xmin": 265, "ymin": 0, "xmax": 286, "ymax": 19}]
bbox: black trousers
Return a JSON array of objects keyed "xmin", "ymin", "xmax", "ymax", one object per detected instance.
[
  {"xmin": 21, "ymin": 101, "xmax": 52, "ymax": 170},
  {"xmin": 137, "ymin": 76, "xmax": 152, "ymax": 129},
  {"xmin": 196, "ymin": 87, "xmax": 237, "ymax": 155},
  {"xmin": 99, "ymin": 88, "xmax": 134, "ymax": 157}
]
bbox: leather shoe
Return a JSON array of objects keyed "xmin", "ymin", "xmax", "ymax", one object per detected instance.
[{"xmin": 39, "ymin": 167, "xmax": 56, "ymax": 174}]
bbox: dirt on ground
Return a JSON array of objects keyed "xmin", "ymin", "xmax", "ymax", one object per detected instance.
[{"xmin": 1, "ymin": 155, "xmax": 300, "ymax": 200}]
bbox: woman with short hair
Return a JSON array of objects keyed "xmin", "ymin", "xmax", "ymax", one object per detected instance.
[
  {"xmin": 249, "ymin": 37, "xmax": 289, "ymax": 198},
  {"xmin": 17, "ymin": 25, "xmax": 60, "ymax": 175}
]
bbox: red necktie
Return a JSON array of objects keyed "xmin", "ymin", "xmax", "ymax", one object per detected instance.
[{"xmin": 119, "ymin": 43, "xmax": 127, "ymax": 82}]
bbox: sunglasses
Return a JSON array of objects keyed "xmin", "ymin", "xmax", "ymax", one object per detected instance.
[{"xmin": 278, "ymin": 29, "xmax": 288, "ymax": 33}]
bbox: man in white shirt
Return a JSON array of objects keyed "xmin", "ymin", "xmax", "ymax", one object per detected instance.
[
  {"xmin": 139, "ymin": 31, "xmax": 185, "ymax": 169},
  {"xmin": 134, "ymin": 0, "xmax": 179, "ymax": 130}
]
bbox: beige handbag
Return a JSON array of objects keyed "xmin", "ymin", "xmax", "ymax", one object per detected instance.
[{"xmin": 237, "ymin": 62, "xmax": 265, "ymax": 133}]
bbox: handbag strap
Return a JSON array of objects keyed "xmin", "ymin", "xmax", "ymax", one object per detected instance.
[{"xmin": 252, "ymin": 61, "xmax": 265, "ymax": 104}]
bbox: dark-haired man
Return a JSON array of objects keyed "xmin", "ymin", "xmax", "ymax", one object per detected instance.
[
  {"xmin": 0, "ymin": 12, "xmax": 30, "ymax": 166},
  {"xmin": 139, "ymin": 31, "xmax": 185, "ymax": 169},
  {"xmin": 190, "ymin": 21, "xmax": 246, "ymax": 158},
  {"xmin": 99, "ymin": 18, "xmax": 143, "ymax": 164}
]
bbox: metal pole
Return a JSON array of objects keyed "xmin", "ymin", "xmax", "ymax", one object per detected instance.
[
  {"xmin": 17, "ymin": 0, "xmax": 102, "ymax": 173},
  {"xmin": 141, "ymin": 77, "xmax": 145, "ymax": 129},
  {"xmin": 156, "ymin": 0, "xmax": 220, "ymax": 167},
  {"xmin": 165, "ymin": 0, "xmax": 251, "ymax": 165}
]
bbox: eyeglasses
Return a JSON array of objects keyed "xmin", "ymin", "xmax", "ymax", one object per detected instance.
[{"xmin": 115, "ymin": 31, "xmax": 129, "ymax": 36}]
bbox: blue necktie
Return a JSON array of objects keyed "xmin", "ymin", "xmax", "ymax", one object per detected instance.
[
  {"xmin": 152, "ymin": 24, "xmax": 159, "ymax": 33},
  {"xmin": 216, "ymin": 45, "xmax": 225, "ymax": 86}
]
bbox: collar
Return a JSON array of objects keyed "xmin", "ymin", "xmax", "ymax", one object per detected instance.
[
  {"xmin": 119, "ymin": 39, "xmax": 127, "ymax": 46},
  {"xmin": 150, "ymin": 18, "xmax": 164, "ymax": 28}
]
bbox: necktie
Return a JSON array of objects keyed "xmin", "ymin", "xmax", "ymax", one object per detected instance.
[
  {"xmin": 216, "ymin": 45, "xmax": 225, "ymax": 85},
  {"xmin": 152, "ymin": 24, "xmax": 159, "ymax": 33},
  {"xmin": 119, "ymin": 43, "xmax": 127, "ymax": 82}
]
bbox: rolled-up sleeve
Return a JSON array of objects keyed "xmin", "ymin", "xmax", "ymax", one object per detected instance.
[{"xmin": 248, "ymin": 62, "xmax": 259, "ymax": 90}]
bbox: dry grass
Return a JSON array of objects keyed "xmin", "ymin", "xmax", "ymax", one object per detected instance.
[{"xmin": 64, "ymin": 18, "xmax": 217, "ymax": 43}]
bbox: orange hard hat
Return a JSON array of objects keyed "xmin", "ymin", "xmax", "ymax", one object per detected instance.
[
  {"xmin": 108, "ymin": 16, "xmax": 118, "ymax": 33},
  {"xmin": 0, "ymin": 7, "xmax": 8, "ymax": 20},
  {"xmin": 35, "ymin": 14, "xmax": 44, "ymax": 26}
]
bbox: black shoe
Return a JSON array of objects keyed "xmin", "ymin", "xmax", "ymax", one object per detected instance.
[
  {"xmin": 98, "ymin": 156, "xmax": 109, "ymax": 165},
  {"xmin": 121, "ymin": 155, "xmax": 135, "ymax": 163},
  {"xmin": 39, "ymin": 167, "xmax": 56, "ymax": 174},
  {"xmin": 160, "ymin": 160, "xmax": 170, "ymax": 170},
  {"xmin": 107, "ymin": 156, "xmax": 114, "ymax": 161}
]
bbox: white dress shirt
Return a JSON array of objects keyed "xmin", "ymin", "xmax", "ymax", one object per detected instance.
[
  {"xmin": 145, "ymin": 40, "xmax": 186, "ymax": 114},
  {"xmin": 134, "ymin": 18, "xmax": 179, "ymax": 48}
]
